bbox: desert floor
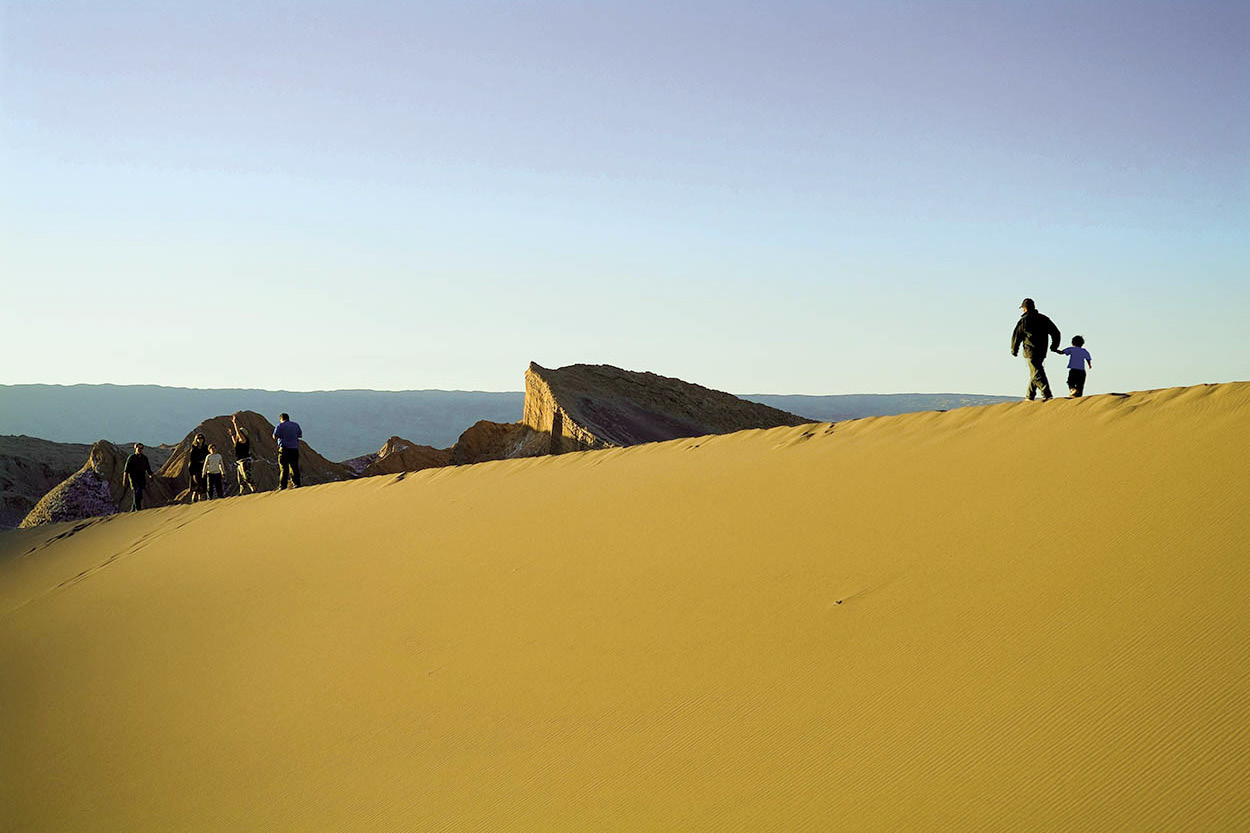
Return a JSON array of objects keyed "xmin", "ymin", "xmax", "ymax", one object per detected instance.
[{"xmin": 3, "ymin": 383, "xmax": 1248, "ymax": 831}]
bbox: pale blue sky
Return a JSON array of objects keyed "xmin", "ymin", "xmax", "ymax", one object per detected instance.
[{"xmin": 2, "ymin": 0, "xmax": 1246, "ymax": 395}]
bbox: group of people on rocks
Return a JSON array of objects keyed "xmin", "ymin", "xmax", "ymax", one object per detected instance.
[{"xmin": 121, "ymin": 413, "xmax": 304, "ymax": 512}]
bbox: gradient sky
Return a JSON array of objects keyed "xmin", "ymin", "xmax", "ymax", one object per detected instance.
[{"xmin": 2, "ymin": 0, "xmax": 1246, "ymax": 396}]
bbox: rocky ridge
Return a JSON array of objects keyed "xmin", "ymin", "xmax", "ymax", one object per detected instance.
[
  {"xmin": 521, "ymin": 362, "xmax": 809, "ymax": 452},
  {"xmin": 448, "ymin": 420, "xmax": 549, "ymax": 466},
  {"xmin": 360, "ymin": 437, "xmax": 451, "ymax": 478},
  {"xmin": 448, "ymin": 362, "xmax": 811, "ymax": 464},
  {"xmin": 1, "ymin": 436, "xmax": 95, "ymax": 529},
  {"xmin": 19, "ymin": 441, "xmax": 175, "ymax": 528}
]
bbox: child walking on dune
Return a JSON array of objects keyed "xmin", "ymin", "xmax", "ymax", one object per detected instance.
[{"xmin": 1059, "ymin": 336, "xmax": 1093, "ymax": 397}]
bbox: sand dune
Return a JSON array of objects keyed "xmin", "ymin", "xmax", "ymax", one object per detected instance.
[{"xmin": 2, "ymin": 383, "xmax": 1248, "ymax": 831}]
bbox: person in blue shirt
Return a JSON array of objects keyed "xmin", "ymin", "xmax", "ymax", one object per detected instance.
[
  {"xmin": 1060, "ymin": 336, "xmax": 1093, "ymax": 398},
  {"xmin": 273, "ymin": 413, "xmax": 303, "ymax": 489}
]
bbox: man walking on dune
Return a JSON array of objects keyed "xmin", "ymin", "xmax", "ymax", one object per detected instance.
[
  {"xmin": 274, "ymin": 413, "xmax": 302, "ymax": 490},
  {"xmin": 1011, "ymin": 298, "xmax": 1062, "ymax": 401},
  {"xmin": 122, "ymin": 443, "xmax": 153, "ymax": 511}
]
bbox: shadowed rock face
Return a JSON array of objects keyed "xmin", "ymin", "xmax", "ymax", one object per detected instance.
[
  {"xmin": 360, "ymin": 437, "xmax": 451, "ymax": 478},
  {"xmin": 448, "ymin": 421, "xmax": 549, "ymax": 467},
  {"xmin": 449, "ymin": 363, "xmax": 812, "ymax": 465},
  {"xmin": 522, "ymin": 363, "xmax": 810, "ymax": 452},
  {"xmin": 19, "ymin": 441, "xmax": 177, "ymax": 528},
  {"xmin": 19, "ymin": 442, "xmax": 126, "ymax": 527},
  {"xmin": 1, "ymin": 436, "xmax": 94, "ymax": 529}
]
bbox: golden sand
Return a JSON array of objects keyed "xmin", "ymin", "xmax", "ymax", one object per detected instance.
[{"xmin": 3, "ymin": 383, "xmax": 1248, "ymax": 831}]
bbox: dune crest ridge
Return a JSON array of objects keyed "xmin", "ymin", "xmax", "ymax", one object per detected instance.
[{"xmin": 2, "ymin": 382, "xmax": 1248, "ymax": 831}]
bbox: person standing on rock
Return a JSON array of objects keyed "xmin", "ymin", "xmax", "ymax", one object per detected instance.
[
  {"xmin": 122, "ymin": 443, "xmax": 154, "ymax": 511},
  {"xmin": 188, "ymin": 433, "xmax": 210, "ymax": 502},
  {"xmin": 228, "ymin": 415, "xmax": 255, "ymax": 495},
  {"xmin": 274, "ymin": 413, "xmax": 302, "ymax": 490},
  {"xmin": 1010, "ymin": 298, "xmax": 1062, "ymax": 401}
]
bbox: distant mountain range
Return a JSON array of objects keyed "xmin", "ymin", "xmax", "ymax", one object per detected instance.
[
  {"xmin": 0, "ymin": 384, "xmax": 1016, "ymax": 462},
  {"xmin": 743, "ymin": 393, "xmax": 1019, "ymax": 423}
]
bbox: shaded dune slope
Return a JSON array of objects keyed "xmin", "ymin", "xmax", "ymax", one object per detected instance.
[{"xmin": 2, "ymin": 383, "xmax": 1248, "ymax": 831}]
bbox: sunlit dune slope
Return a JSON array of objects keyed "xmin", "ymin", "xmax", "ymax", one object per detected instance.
[{"xmin": 2, "ymin": 383, "xmax": 1248, "ymax": 831}]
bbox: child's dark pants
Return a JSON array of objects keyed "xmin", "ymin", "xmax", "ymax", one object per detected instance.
[{"xmin": 1068, "ymin": 368, "xmax": 1087, "ymax": 397}]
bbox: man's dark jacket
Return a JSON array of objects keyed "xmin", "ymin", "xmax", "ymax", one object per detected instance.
[
  {"xmin": 124, "ymin": 453, "xmax": 152, "ymax": 487},
  {"xmin": 1011, "ymin": 310, "xmax": 1061, "ymax": 358}
]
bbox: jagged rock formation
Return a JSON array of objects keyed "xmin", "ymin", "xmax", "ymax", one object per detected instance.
[
  {"xmin": 157, "ymin": 411, "xmax": 353, "ymax": 499},
  {"xmin": 522, "ymin": 362, "xmax": 809, "ymax": 453},
  {"xmin": 340, "ymin": 453, "xmax": 376, "ymax": 476},
  {"xmin": 360, "ymin": 437, "xmax": 451, "ymax": 477},
  {"xmin": 448, "ymin": 420, "xmax": 550, "ymax": 466},
  {"xmin": 19, "ymin": 441, "xmax": 122, "ymax": 527},
  {"xmin": 447, "ymin": 363, "xmax": 812, "ymax": 465},
  {"xmin": 1, "ymin": 436, "xmax": 94, "ymax": 529}
]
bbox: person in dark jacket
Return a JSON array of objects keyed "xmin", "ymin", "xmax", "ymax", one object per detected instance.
[
  {"xmin": 1010, "ymin": 298, "xmax": 1062, "ymax": 401},
  {"xmin": 188, "ymin": 433, "xmax": 210, "ymax": 503},
  {"xmin": 122, "ymin": 443, "xmax": 153, "ymax": 511}
]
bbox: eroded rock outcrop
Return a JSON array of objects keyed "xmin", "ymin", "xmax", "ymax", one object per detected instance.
[
  {"xmin": 1, "ymin": 436, "xmax": 94, "ymax": 529},
  {"xmin": 360, "ymin": 437, "xmax": 451, "ymax": 477},
  {"xmin": 19, "ymin": 441, "xmax": 176, "ymax": 527},
  {"xmin": 448, "ymin": 420, "xmax": 549, "ymax": 466},
  {"xmin": 521, "ymin": 363, "xmax": 809, "ymax": 452},
  {"xmin": 446, "ymin": 362, "xmax": 811, "ymax": 465}
]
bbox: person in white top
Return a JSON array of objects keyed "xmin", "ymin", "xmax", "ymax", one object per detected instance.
[
  {"xmin": 203, "ymin": 445, "xmax": 227, "ymax": 499},
  {"xmin": 1059, "ymin": 335, "xmax": 1093, "ymax": 398}
]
